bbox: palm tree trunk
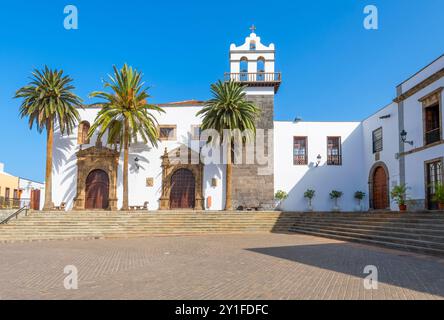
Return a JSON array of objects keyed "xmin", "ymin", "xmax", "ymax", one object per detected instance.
[
  {"xmin": 121, "ymin": 119, "xmax": 129, "ymax": 211},
  {"xmin": 225, "ymin": 144, "xmax": 233, "ymax": 211},
  {"xmin": 43, "ymin": 119, "xmax": 54, "ymax": 211}
]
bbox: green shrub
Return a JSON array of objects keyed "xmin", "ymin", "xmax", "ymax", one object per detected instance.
[{"xmin": 275, "ymin": 190, "xmax": 288, "ymax": 201}]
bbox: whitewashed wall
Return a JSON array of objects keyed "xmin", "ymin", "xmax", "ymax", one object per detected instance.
[
  {"xmin": 400, "ymin": 59, "xmax": 444, "ymax": 204},
  {"xmin": 362, "ymin": 103, "xmax": 400, "ymax": 210},
  {"xmin": 52, "ymin": 105, "xmax": 226, "ymax": 211},
  {"xmin": 273, "ymin": 121, "xmax": 365, "ymax": 212},
  {"xmin": 18, "ymin": 178, "xmax": 45, "ymax": 210}
]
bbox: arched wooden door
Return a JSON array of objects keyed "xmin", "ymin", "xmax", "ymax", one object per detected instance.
[
  {"xmin": 373, "ymin": 166, "xmax": 389, "ymax": 210},
  {"xmin": 85, "ymin": 169, "xmax": 109, "ymax": 209},
  {"xmin": 170, "ymin": 169, "xmax": 195, "ymax": 209}
]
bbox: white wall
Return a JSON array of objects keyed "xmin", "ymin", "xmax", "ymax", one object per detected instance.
[
  {"xmin": 18, "ymin": 178, "xmax": 45, "ymax": 210},
  {"xmin": 274, "ymin": 121, "xmax": 365, "ymax": 212},
  {"xmin": 52, "ymin": 104, "xmax": 226, "ymax": 211},
  {"xmin": 401, "ymin": 70, "xmax": 444, "ymax": 203},
  {"xmin": 362, "ymin": 103, "xmax": 400, "ymax": 211}
]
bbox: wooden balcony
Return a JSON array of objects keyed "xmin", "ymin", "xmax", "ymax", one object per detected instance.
[{"xmin": 224, "ymin": 72, "xmax": 282, "ymax": 93}]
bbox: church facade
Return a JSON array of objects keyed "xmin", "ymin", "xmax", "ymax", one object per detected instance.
[{"xmin": 52, "ymin": 31, "xmax": 444, "ymax": 212}]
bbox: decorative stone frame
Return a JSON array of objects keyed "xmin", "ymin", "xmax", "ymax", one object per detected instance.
[
  {"xmin": 424, "ymin": 157, "xmax": 444, "ymax": 210},
  {"xmin": 368, "ymin": 161, "xmax": 390, "ymax": 210},
  {"xmin": 73, "ymin": 143, "xmax": 119, "ymax": 210},
  {"xmin": 159, "ymin": 147, "xmax": 204, "ymax": 210},
  {"xmin": 420, "ymin": 87, "xmax": 443, "ymax": 146},
  {"xmin": 158, "ymin": 125, "xmax": 177, "ymax": 141}
]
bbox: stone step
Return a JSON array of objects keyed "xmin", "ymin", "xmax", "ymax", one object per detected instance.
[
  {"xmin": 291, "ymin": 220, "xmax": 444, "ymax": 235},
  {"xmin": 288, "ymin": 227, "xmax": 444, "ymax": 257},
  {"xmin": 290, "ymin": 223, "xmax": 444, "ymax": 242},
  {"xmin": 289, "ymin": 226, "xmax": 444, "ymax": 251}
]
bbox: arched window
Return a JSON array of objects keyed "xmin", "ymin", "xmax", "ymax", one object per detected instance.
[
  {"xmin": 240, "ymin": 57, "xmax": 248, "ymax": 81},
  {"xmin": 250, "ymin": 40, "xmax": 256, "ymax": 50},
  {"xmin": 257, "ymin": 57, "xmax": 265, "ymax": 81},
  {"xmin": 78, "ymin": 121, "xmax": 90, "ymax": 145}
]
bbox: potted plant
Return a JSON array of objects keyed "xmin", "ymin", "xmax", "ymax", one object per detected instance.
[
  {"xmin": 354, "ymin": 191, "xmax": 366, "ymax": 212},
  {"xmin": 329, "ymin": 190, "xmax": 343, "ymax": 212},
  {"xmin": 432, "ymin": 183, "xmax": 444, "ymax": 210},
  {"xmin": 274, "ymin": 190, "xmax": 288, "ymax": 211},
  {"xmin": 391, "ymin": 184, "xmax": 409, "ymax": 212},
  {"xmin": 304, "ymin": 189, "xmax": 315, "ymax": 212}
]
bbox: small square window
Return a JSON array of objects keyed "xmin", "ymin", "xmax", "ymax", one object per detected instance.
[{"xmin": 158, "ymin": 125, "xmax": 177, "ymax": 141}]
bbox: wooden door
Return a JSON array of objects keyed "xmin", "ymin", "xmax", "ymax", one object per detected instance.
[
  {"xmin": 30, "ymin": 189, "xmax": 40, "ymax": 210},
  {"xmin": 85, "ymin": 170, "xmax": 109, "ymax": 209},
  {"xmin": 170, "ymin": 169, "xmax": 195, "ymax": 209},
  {"xmin": 373, "ymin": 166, "xmax": 388, "ymax": 209}
]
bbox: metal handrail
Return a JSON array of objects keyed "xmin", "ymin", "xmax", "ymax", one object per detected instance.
[{"xmin": 0, "ymin": 206, "xmax": 29, "ymax": 225}]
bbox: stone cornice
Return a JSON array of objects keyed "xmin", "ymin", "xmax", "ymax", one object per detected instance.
[{"xmin": 394, "ymin": 68, "xmax": 444, "ymax": 103}]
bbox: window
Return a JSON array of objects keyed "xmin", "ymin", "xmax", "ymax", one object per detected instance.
[
  {"xmin": 77, "ymin": 121, "xmax": 91, "ymax": 145},
  {"xmin": 372, "ymin": 127, "xmax": 383, "ymax": 153},
  {"xmin": 190, "ymin": 125, "xmax": 201, "ymax": 140},
  {"xmin": 5, "ymin": 188, "xmax": 10, "ymax": 200},
  {"xmin": 327, "ymin": 137, "xmax": 342, "ymax": 165},
  {"xmin": 240, "ymin": 57, "xmax": 248, "ymax": 81},
  {"xmin": 293, "ymin": 137, "xmax": 308, "ymax": 165},
  {"xmin": 257, "ymin": 57, "xmax": 265, "ymax": 81},
  {"xmin": 424, "ymin": 103, "xmax": 441, "ymax": 145},
  {"xmin": 250, "ymin": 40, "xmax": 256, "ymax": 50},
  {"xmin": 158, "ymin": 125, "xmax": 177, "ymax": 141}
]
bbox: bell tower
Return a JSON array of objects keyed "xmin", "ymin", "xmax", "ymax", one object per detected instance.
[{"xmin": 225, "ymin": 27, "xmax": 281, "ymax": 210}]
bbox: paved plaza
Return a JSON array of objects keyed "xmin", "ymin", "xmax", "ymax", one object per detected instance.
[{"xmin": 0, "ymin": 233, "xmax": 443, "ymax": 300}]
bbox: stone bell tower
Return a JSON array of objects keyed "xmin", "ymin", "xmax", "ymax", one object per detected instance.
[{"xmin": 225, "ymin": 26, "xmax": 281, "ymax": 210}]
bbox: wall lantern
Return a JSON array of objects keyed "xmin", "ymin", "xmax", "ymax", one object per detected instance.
[
  {"xmin": 400, "ymin": 130, "xmax": 414, "ymax": 146},
  {"xmin": 134, "ymin": 157, "xmax": 140, "ymax": 170},
  {"xmin": 316, "ymin": 154, "xmax": 322, "ymax": 167}
]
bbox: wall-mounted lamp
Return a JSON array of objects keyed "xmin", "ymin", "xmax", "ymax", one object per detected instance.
[
  {"xmin": 134, "ymin": 157, "xmax": 140, "ymax": 170},
  {"xmin": 316, "ymin": 154, "xmax": 322, "ymax": 167},
  {"xmin": 400, "ymin": 130, "xmax": 414, "ymax": 146}
]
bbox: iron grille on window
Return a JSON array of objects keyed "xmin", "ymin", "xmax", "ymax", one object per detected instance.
[
  {"xmin": 327, "ymin": 137, "xmax": 342, "ymax": 165},
  {"xmin": 293, "ymin": 137, "xmax": 307, "ymax": 165},
  {"xmin": 372, "ymin": 127, "xmax": 383, "ymax": 153}
]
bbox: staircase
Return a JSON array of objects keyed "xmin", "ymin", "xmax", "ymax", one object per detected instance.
[
  {"xmin": 0, "ymin": 211, "xmax": 296, "ymax": 242},
  {"xmin": 288, "ymin": 212, "xmax": 444, "ymax": 256}
]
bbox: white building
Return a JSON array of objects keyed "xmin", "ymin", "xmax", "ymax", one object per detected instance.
[{"xmin": 51, "ymin": 30, "xmax": 444, "ymax": 212}]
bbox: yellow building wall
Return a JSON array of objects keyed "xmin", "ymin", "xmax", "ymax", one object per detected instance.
[{"xmin": 0, "ymin": 172, "xmax": 19, "ymax": 199}]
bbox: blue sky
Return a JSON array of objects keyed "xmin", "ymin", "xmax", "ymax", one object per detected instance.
[{"xmin": 0, "ymin": 0, "xmax": 443, "ymax": 182}]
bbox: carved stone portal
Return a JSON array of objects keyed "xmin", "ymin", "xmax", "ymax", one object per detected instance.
[
  {"xmin": 159, "ymin": 147, "xmax": 204, "ymax": 210},
  {"xmin": 74, "ymin": 144, "xmax": 119, "ymax": 210}
]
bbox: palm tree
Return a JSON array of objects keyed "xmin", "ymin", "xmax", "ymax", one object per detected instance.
[
  {"xmin": 88, "ymin": 64, "xmax": 164, "ymax": 210},
  {"xmin": 15, "ymin": 66, "xmax": 82, "ymax": 210},
  {"xmin": 197, "ymin": 80, "xmax": 260, "ymax": 210}
]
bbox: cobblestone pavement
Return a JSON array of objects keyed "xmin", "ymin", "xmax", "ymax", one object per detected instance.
[{"xmin": 0, "ymin": 233, "xmax": 443, "ymax": 300}]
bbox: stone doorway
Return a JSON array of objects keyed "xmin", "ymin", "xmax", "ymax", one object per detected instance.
[
  {"xmin": 85, "ymin": 169, "xmax": 110, "ymax": 210},
  {"xmin": 159, "ymin": 147, "xmax": 204, "ymax": 210},
  {"xmin": 74, "ymin": 143, "xmax": 119, "ymax": 210}
]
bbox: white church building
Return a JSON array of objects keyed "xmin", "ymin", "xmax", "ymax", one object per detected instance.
[{"xmin": 52, "ymin": 30, "xmax": 444, "ymax": 212}]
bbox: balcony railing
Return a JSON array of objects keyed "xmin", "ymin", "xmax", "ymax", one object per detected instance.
[
  {"xmin": 225, "ymin": 72, "xmax": 282, "ymax": 83},
  {"xmin": 327, "ymin": 155, "xmax": 342, "ymax": 166},
  {"xmin": 425, "ymin": 127, "xmax": 441, "ymax": 145}
]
